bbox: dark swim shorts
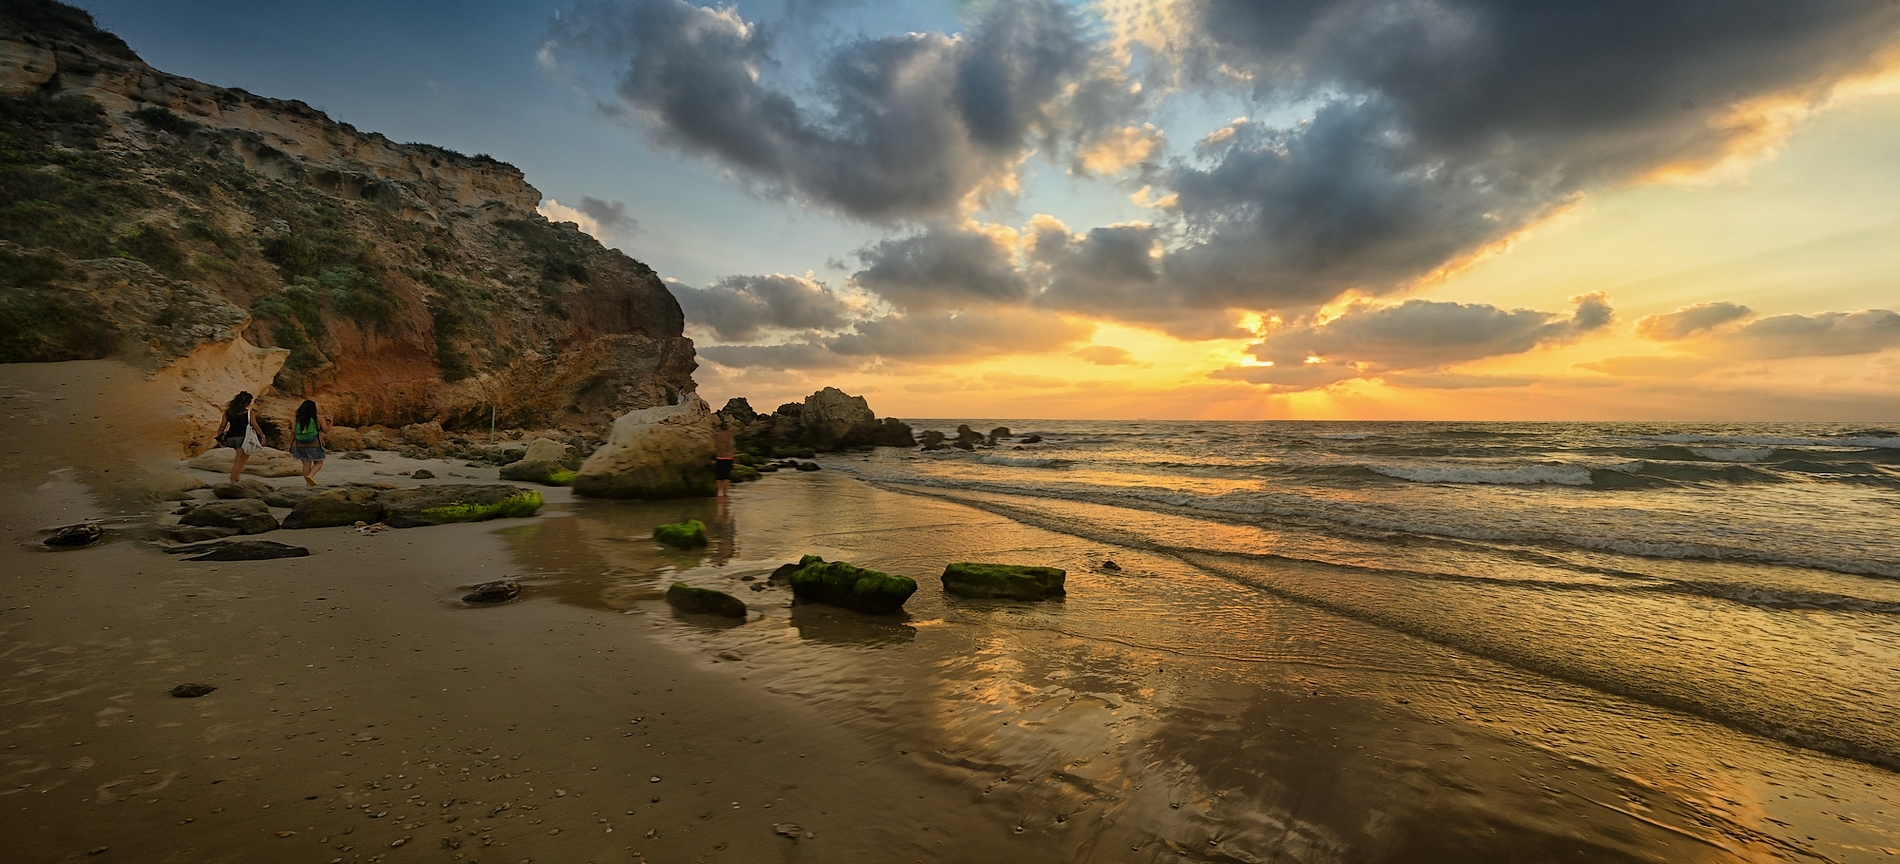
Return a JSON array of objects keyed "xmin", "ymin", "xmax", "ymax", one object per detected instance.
[{"xmin": 714, "ymin": 458, "xmax": 734, "ymax": 480}]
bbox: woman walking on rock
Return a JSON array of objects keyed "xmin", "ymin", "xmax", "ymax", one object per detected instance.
[
  {"xmin": 216, "ymin": 391, "xmax": 263, "ymax": 484},
  {"xmin": 291, "ymin": 399, "xmax": 331, "ymax": 486}
]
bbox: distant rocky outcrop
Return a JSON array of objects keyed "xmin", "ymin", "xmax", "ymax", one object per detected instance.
[
  {"xmin": 717, "ymin": 387, "xmax": 914, "ymax": 455},
  {"xmin": 0, "ymin": 0, "xmax": 697, "ymax": 454}
]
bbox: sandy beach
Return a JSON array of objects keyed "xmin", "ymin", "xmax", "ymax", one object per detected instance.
[{"xmin": 7, "ymin": 362, "xmax": 1900, "ymax": 864}]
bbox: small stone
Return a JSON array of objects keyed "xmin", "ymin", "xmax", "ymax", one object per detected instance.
[
  {"xmin": 1101, "ymin": 560, "xmax": 1121, "ymax": 571},
  {"xmin": 462, "ymin": 579, "xmax": 521, "ymax": 604},
  {"xmin": 649, "ymin": 776, "xmax": 660, "ymax": 783},
  {"xmin": 170, "ymin": 683, "xmax": 216, "ymax": 698},
  {"xmin": 44, "ymin": 522, "xmax": 103, "ymax": 548},
  {"xmin": 410, "ymin": 469, "xmax": 436, "ymax": 480},
  {"xmin": 772, "ymin": 823, "xmax": 802, "ymax": 840}
]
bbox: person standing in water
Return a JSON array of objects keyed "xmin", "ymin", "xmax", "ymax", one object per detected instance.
[
  {"xmin": 216, "ymin": 391, "xmax": 263, "ymax": 484},
  {"xmin": 291, "ymin": 399, "xmax": 331, "ymax": 486},
  {"xmin": 712, "ymin": 416, "xmax": 736, "ymax": 498}
]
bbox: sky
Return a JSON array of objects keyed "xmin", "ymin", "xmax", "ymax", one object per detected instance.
[{"xmin": 79, "ymin": 0, "xmax": 1900, "ymax": 420}]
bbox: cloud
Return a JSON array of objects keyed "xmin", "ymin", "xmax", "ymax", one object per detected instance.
[
  {"xmin": 537, "ymin": 198, "xmax": 609, "ymax": 242},
  {"xmin": 1636, "ymin": 303, "xmax": 1900, "ymax": 358},
  {"xmin": 829, "ymin": 307, "xmax": 1091, "ymax": 361},
  {"xmin": 852, "ymin": 225, "xmax": 1030, "ymax": 312},
  {"xmin": 1210, "ymin": 361, "xmax": 1361, "ymax": 391},
  {"xmin": 1636, "ymin": 302, "xmax": 1754, "ymax": 340},
  {"xmin": 1248, "ymin": 293, "xmax": 1613, "ymax": 370},
  {"xmin": 698, "ymin": 340, "xmax": 863, "ymax": 371},
  {"xmin": 1378, "ymin": 371, "xmax": 1536, "ymax": 390},
  {"xmin": 672, "ymin": 274, "xmax": 853, "ymax": 341},
  {"xmin": 982, "ymin": 371, "xmax": 1070, "ymax": 388},
  {"xmin": 578, "ymin": 196, "xmax": 639, "ymax": 234},
  {"xmin": 1072, "ymin": 345, "xmax": 1140, "ymax": 366},
  {"xmin": 1726, "ymin": 310, "xmax": 1900, "ymax": 358},
  {"xmin": 552, "ymin": 0, "xmax": 1136, "ymax": 222}
]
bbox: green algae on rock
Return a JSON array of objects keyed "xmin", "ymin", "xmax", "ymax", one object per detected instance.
[
  {"xmin": 665, "ymin": 582, "xmax": 746, "ymax": 619},
  {"xmin": 499, "ymin": 459, "xmax": 576, "ymax": 486},
  {"xmin": 653, "ymin": 519, "xmax": 707, "ymax": 549},
  {"xmin": 378, "ymin": 484, "xmax": 543, "ymax": 529},
  {"xmin": 786, "ymin": 555, "xmax": 917, "ymax": 615},
  {"xmin": 941, "ymin": 562, "xmax": 1067, "ymax": 601}
]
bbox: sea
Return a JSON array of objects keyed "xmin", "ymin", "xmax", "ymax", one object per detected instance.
[{"xmin": 538, "ymin": 418, "xmax": 1900, "ymax": 861}]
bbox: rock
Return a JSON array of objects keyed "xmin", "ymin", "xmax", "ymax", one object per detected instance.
[
  {"xmin": 794, "ymin": 461, "xmax": 821, "ymax": 472},
  {"xmin": 361, "ymin": 427, "xmax": 398, "ymax": 450},
  {"xmin": 919, "ymin": 430, "xmax": 947, "ymax": 451},
  {"xmin": 731, "ymin": 464, "xmax": 761, "ymax": 484},
  {"xmin": 768, "ymin": 562, "xmax": 800, "ymax": 582},
  {"xmin": 410, "ymin": 468, "xmax": 436, "ymax": 480},
  {"xmin": 953, "ymin": 425, "xmax": 984, "ymax": 451},
  {"xmin": 326, "ymin": 426, "xmax": 365, "ymax": 451},
  {"xmin": 499, "ymin": 460, "xmax": 575, "ymax": 486},
  {"xmin": 169, "ymin": 684, "xmax": 216, "ymax": 698},
  {"xmin": 989, "ymin": 426, "xmax": 1012, "ymax": 443},
  {"xmin": 183, "ymin": 540, "xmax": 310, "ymax": 561},
  {"xmin": 43, "ymin": 522, "xmax": 103, "ymax": 548},
  {"xmin": 462, "ymin": 579, "xmax": 521, "ymax": 603},
  {"xmin": 186, "ymin": 448, "xmax": 304, "ymax": 478},
  {"xmin": 340, "ymin": 451, "xmax": 372, "ymax": 460},
  {"xmin": 797, "ymin": 387, "xmax": 878, "ymax": 451},
  {"xmin": 521, "ymin": 438, "xmax": 577, "ymax": 467},
  {"xmin": 283, "ymin": 488, "xmax": 384, "ymax": 529},
  {"xmin": 772, "ymin": 823, "xmax": 803, "ymax": 840},
  {"xmin": 872, "ymin": 418, "xmax": 915, "ymax": 447},
  {"xmin": 717, "ymin": 397, "xmax": 759, "ymax": 426},
  {"xmin": 178, "ymin": 499, "xmax": 278, "ymax": 534},
  {"xmin": 653, "ymin": 519, "xmax": 707, "ymax": 549},
  {"xmin": 1022, "ymin": 434, "xmax": 1043, "ymax": 444},
  {"xmin": 162, "ymin": 524, "xmax": 237, "ymax": 544},
  {"xmin": 1100, "ymin": 559, "xmax": 1121, "ymax": 571},
  {"xmin": 262, "ymin": 486, "xmax": 321, "ymax": 508},
  {"xmin": 940, "ymin": 562, "xmax": 1067, "ymax": 600},
  {"xmin": 400, "ymin": 421, "xmax": 446, "ymax": 448},
  {"xmin": 785, "ymin": 555, "xmax": 917, "ymax": 615},
  {"xmin": 572, "ymin": 395, "xmax": 717, "ymax": 499},
  {"xmin": 665, "ymin": 583, "xmax": 746, "ymax": 619},
  {"xmin": 377, "ymin": 484, "xmax": 543, "ymax": 528},
  {"xmin": 211, "ymin": 479, "xmax": 273, "ymax": 499}
]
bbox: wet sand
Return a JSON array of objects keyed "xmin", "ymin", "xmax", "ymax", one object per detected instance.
[{"xmin": 4, "ymin": 361, "xmax": 1898, "ymax": 863}]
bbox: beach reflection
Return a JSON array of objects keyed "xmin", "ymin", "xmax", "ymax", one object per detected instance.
[{"xmin": 502, "ymin": 472, "xmax": 1897, "ymax": 863}]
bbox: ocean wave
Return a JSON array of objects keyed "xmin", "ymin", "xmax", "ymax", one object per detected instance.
[
  {"xmin": 1370, "ymin": 463, "xmax": 1594, "ymax": 486},
  {"xmin": 1642, "ymin": 433, "xmax": 1900, "ymax": 449},
  {"xmin": 1688, "ymin": 446, "xmax": 1774, "ymax": 462},
  {"xmin": 977, "ymin": 455, "xmax": 1071, "ymax": 469},
  {"xmin": 1313, "ymin": 432, "xmax": 1375, "ymax": 440}
]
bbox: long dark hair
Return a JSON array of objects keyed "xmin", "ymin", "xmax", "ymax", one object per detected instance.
[
  {"xmin": 295, "ymin": 399, "xmax": 318, "ymax": 429},
  {"xmin": 225, "ymin": 391, "xmax": 253, "ymax": 414}
]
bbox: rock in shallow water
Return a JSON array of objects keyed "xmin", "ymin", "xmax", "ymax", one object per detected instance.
[
  {"xmin": 573, "ymin": 396, "xmax": 716, "ymax": 499},
  {"xmin": 653, "ymin": 519, "xmax": 707, "ymax": 549},
  {"xmin": 785, "ymin": 555, "xmax": 917, "ymax": 615},
  {"xmin": 43, "ymin": 522, "xmax": 103, "ymax": 548},
  {"xmin": 462, "ymin": 579, "xmax": 521, "ymax": 603},
  {"xmin": 941, "ymin": 562, "xmax": 1066, "ymax": 600},
  {"xmin": 183, "ymin": 540, "xmax": 310, "ymax": 561},
  {"xmin": 377, "ymin": 484, "xmax": 543, "ymax": 528},
  {"xmin": 169, "ymin": 683, "xmax": 216, "ymax": 698},
  {"xmin": 666, "ymin": 583, "xmax": 747, "ymax": 619},
  {"xmin": 282, "ymin": 487, "xmax": 383, "ymax": 529}
]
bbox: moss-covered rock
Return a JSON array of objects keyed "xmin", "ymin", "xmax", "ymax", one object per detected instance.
[
  {"xmin": 786, "ymin": 555, "xmax": 917, "ymax": 615},
  {"xmin": 731, "ymin": 463, "xmax": 761, "ymax": 484},
  {"xmin": 499, "ymin": 459, "xmax": 574, "ymax": 485},
  {"xmin": 665, "ymin": 582, "xmax": 746, "ymax": 619},
  {"xmin": 653, "ymin": 519, "xmax": 707, "ymax": 549},
  {"xmin": 282, "ymin": 487, "xmax": 383, "ymax": 529},
  {"xmin": 377, "ymin": 484, "xmax": 542, "ymax": 528},
  {"xmin": 941, "ymin": 562, "xmax": 1067, "ymax": 600}
]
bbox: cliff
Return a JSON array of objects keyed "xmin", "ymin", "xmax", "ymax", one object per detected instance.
[{"xmin": 0, "ymin": 1, "xmax": 697, "ymax": 452}]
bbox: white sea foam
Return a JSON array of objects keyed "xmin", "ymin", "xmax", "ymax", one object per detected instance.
[
  {"xmin": 1369, "ymin": 464, "xmax": 1595, "ymax": 486},
  {"xmin": 1645, "ymin": 434, "xmax": 1900, "ymax": 449},
  {"xmin": 1688, "ymin": 447, "xmax": 1774, "ymax": 462}
]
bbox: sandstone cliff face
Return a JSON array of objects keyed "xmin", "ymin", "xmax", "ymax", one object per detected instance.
[{"xmin": 0, "ymin": 1, "xmax": 697, "ymax": 452}]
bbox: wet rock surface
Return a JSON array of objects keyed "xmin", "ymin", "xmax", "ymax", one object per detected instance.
[
  {"xmin": 181, "ymin": 540, "xmax": 310, "ymax": 561},
  {"xmin": 666, "ymin": 583, "xmax": 747, "ymax": 619},
  {"xmin": 160, "ymin": 524, "xmax": 237, "ymax": 544},
  {"xmin": 378, "ymin": 484, "xmax": 543, "ymax": 528},
  {"xmin": 43, "ymin": 522, "xmax": 102, "ymax": 548},
  {"xmin": 168, "ymin": 684, "xmax": 216, "ymax": 698},
  {"xmin": 177, "ymin": 499, "xmax": 278, "ymax": 535},
  {"xmin": 282, "ymin": 487, "xmax": 383, "ymax": 529},
  {"xmin": 462, "ymin": 579, "xmax": 521, "ymax": 604},
  {"xmin": 940, "ymin": 562, "xmax": 1067, "ymax": 600},
  {"xmin": 785, "ymin": 555, "xmax": 918, "ymax": 615},
  {"xmin": 653, "ymin": 519, "xmax": 707, "ymax": 549}
]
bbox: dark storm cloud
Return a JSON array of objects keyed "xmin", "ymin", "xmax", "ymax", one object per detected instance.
[
  {"xmin": 672, "ymin": 274, "xmax": 852, "ymax": 341},
  {"xmin": 698, "ymin": 340, "xmax": 862, "ymax": 371},
  {"xmin": 553, "ymin": 0, "xmax": 1131, "ymax": 223},
  {"xmin": 828, "ymin": 308, "xmax": 1090, "ymax": 361},
  {"xmin": 577, "ymin": 196, "xmax": 639, "ymax": 233},
  {"xmin": 1724, "ymin": 310, "xmax": 1900, "ymax": 358},
  {"xmin": 852, "ymin": 227, "xmax": 1030, "ymax": 312},
  {"xmin": 1124, "ymin": 0, "xmax": 1900, "ymax": 318}
]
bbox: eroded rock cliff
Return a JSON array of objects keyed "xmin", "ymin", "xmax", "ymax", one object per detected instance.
[{"xmin": 0, "ymin": 1, "xmax": 696, "ymax": 452}]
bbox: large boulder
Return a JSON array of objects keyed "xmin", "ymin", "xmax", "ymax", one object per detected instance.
[
  {"xmin": 872, "ymin": 418, "xmax": 915, "ymax": 447},
  {"xmin": 400, "ymin": 421, "xmax": 446, "ymax": 448},
  {"xmin": 282, "ymin": 487, "xmax": 384, "ymax": 529},
  {"xmin": 717, "ymin": 397, "xmax": 759, "ymax": 426},
  {"xmin": 666, "ymin": 583, "xmax": 747, "ymax": 619},
  {"xmin": 325, "ymin": 426, "xmax": 365, "ymax": 451},
  {"xmin": 178, "ymin": 499, "xmax": 278, "ymax": 535},
  {"xmin": 798, "ymin": 387, "xmax": 878, "ymax": 451},
  {"xmin": 785, "ymin": 555, "xmax": 917, "ymax": 615},
  {"xmin": 499, "ymin": 441, "xmax": 577, "ymax": 485},
  {"xmin": 572, "ymin": 395, "xmax": 717, "ymax": 499},
  {"xmin": 941, "ymin": 563, "xmax": 1066, "ymax": 600},
  {"xmin": 377, "ymin": 485, "xmax": 543, "ymax": 528}
]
